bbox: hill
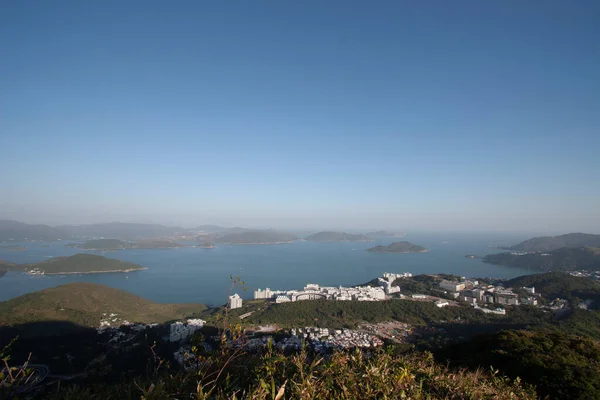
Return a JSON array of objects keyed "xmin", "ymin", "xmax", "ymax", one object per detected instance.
[
  {"xmin": 305, "ymin": 231, "xmax": 373, "ymax": 242},
  {"xmin": 77, "ymin": 238, "xmax": 131, "ymax": 250},
  {"xmin": 504, "ymin": 272, "xmax": 600, "ymax": 304},
  {"xmin": 483, "ymin": 246, "xmax": 600, "ymax": 271},
  {"xmin": 507, "ymin": 233, "xmax": 600, "ymax": 252},
  {"xmin": 0, "ymin": 220, "xmax": 67, "ymax": 242},
  {"xmin": 0, "ymin": 282, "xmax": 204, "ymax": 330},
  {"xmin": 58, "ymin": 222, "xmax": 190, "ymax": 240},
  {"xmin": 23, "ymin": 254, "xmax": 146, "ymax": 274},
  {"xmin": 215, "ymin": 230, "xmax": 298, "ymax": 244},
  {"xmin": 367, "ymin": 241, "xmax": 427, "ymax": 253}
]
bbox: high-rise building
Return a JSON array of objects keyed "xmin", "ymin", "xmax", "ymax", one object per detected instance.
[{"xmin": 229, "ymin": 293, "xmax": 243, "ymax": 309}]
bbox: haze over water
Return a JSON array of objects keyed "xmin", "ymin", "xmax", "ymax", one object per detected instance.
[{"xmin": 0, "ymin": 232, "xmax": 534, "ymax": 305}]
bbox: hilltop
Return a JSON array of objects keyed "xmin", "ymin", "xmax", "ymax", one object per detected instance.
[
  {"xmin": 367, "ymin": 241, "xmax": 427, "ymax": 253},
  {"xmin": 305, "ymin": 231, "xmax": 373, "ymax": 242},
  {"xmin": 483, "ymin": 246, "xmax": 600, "ymax": 272},
  {"xmin": 0, "ymin": 282, "xmax": 204, "ymax": 330},
  {"xmin": 215, "ymin": 230, "xmax": 298, "ymax": 244},
  {"xmin": 23, "ymin": 254, "xmax": 146, "ymax": 274},
  {"xmin": 0, "ymin": 220, "xmax": 67, "ymax": 242},
  {"xmin": 507, "ymin": 233, "xmax": 600, "ymax": 252}
]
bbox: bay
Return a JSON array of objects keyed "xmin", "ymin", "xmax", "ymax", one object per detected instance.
[{"xmin": 0, "ymin": 232, "xmax": 535, "ymax": 305}]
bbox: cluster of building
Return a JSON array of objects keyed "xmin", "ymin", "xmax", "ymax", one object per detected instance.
[
  {"xmin": 254, "ymin": 272, "xmax": 413, "ymax": 303},
  {"xmin": 568, "ymin": 270, "xmax": 600, "ymax": 281},
  {"xmin": 377, "ymin": 272, "xmax": 412, "ymax": 295},
  {"xmin": 291, "ymin": 327, "xmax": 383, "ymax": 351},
  {"xmin": 169, "ymin": 319, "xmax": 206, "ymax": 342},
  {"xmin": 439, "ymin": 279, "xmax": 538, "ymax": 311}
]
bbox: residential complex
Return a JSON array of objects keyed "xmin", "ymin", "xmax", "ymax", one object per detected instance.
[
  {"xmin": 229, "ymin": 293, "xmax": 243, "ymax": 309},
  {"xmin": 169, "ymin": 319, "xmax": 205, "ymax": 342}
]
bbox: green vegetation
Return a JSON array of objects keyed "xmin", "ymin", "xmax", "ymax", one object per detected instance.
[
  {"xmin": 367, "ymin": 241, "xmax": 427, "ymax": 253},
  {"xmin": 305, "ymin": 231, "xmax": 372, "ymax": 242},
  {"xmin": 439, "ymin": 329, "xmax": 600, "ymax": 400},
  {"xmin": 215, "ymin": 230, "xmax": 298, "ymax": 244},
  {"xmin": 505, "ymin": 272, "xmax": 600, "ymax": 305},
  {"xmin": 483, "ymin": 246, "xmax": 600, "ymax": 271},
  {"xmin": 24, "ymin": 254, "xmax": 145, "ymax": 274},
  {"xmin": 507, "ymin": 233, "xmax": 600, "ymax": 252},
  {"xmin": 40, "ymin": 346, "xmax": 535, "ymax": 400},
  {"xmin": 0, "ymin": 282, "xmax": 204, "ymax": 332}
]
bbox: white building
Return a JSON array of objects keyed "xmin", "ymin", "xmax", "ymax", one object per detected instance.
[
  {"xmin": 169, "ymin": 319, "xmax": 205, "ymax": 342},
  {"xmin": 229, "ymin": 293, "xmax": 243, "ymax": 309},
  {"xmin": 439, "ymin": 280, "xmax": 466, "ymax": 292},
  {"xmin": 523, "ymin": 286, "xmax": 535, "ymax": 294},
  {"xmin": 435, "ymin": 300, "xmax": 449, "ymax": 308}
]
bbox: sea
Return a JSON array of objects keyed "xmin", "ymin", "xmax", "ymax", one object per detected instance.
[{"xmin": 0, "ymin": 232, "xmax": 536, "ymax": 306}]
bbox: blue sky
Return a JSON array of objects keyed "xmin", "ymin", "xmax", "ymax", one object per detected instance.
[{"xmin": 1, "ymin": 1, "xmax": 599, "ymax": 232}]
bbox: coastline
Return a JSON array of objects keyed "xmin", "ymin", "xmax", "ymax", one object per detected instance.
[
  {"xmin": 32, "ymin": 267, "xmax": 148, "ymax": 275},
  {"xmin": 217, "ymin": 241, "xmax": 295, "ymax": 245},
  {"xmin": 368, "ymin": 249, "xmax": 429, "ymax": 254}
]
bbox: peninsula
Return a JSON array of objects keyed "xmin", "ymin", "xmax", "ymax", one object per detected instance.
[
  {"xmin": 306, "ymin": 231, "xmax": 373, "ymax": 242},
  {"xmin": 504, "ymin": 233, "xmax": 600, "ymax": 252},
  {"xmin": 483, "ymin": 246, "xmax": 600, "ymax": 272},
  {"xmin": 68, "ymin": 238, "xmax": 184, "ymax": 250},
  {"xmin": 215, "ymin": 230, "xmax": 298, "ymax": 244},
  {"xmin": 22, "ymin": 254, "xmax": 146, "ymax": 275},
  {"xmin": 367, "ymin": 241, "xmax": 427, "ymax": 253}
]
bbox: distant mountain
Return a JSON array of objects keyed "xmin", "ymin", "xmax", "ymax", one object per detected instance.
[
  {"xmin": 23, "ymin": 254, "xmax": 146, "ymax": 274},
  {"xmin": 215, "ymin": 230, "xmax": 298, "ymax": 244},
  {"xmin": 367, "ymin": 241, "xmax": 427, "ymax": 253},
  {"xmin": 366, "ymin": 231, "xmax": 405, "ymax": 238},
  {"xmin": 0, "ymin": 220, "xmax": 67, "ymax": 242},
  {"xmin": 0, "ymin": 282, "xmax": 204, "ymax": 332},
  {"xmin": 507, "ymin": 233, "xmax": 600, "ymax": 252},
  {"xmin": 483, "ymin": 247, "xmax": 600, "ymax": 272},
  {"xmin": 195, "ymin": 225, "xmax": 251, "ymax": 234},
  {"xmin": 305, "ymin": 231, "xmax": 373, "ymax": 242},
  {"xmin": 58, "ymin": 222, "xmax": 190, "ymax": 240}
]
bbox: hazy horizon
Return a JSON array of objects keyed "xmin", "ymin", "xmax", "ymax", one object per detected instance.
[{"xmin": 2, "ymin": 2, "xmax": 599, "ymax": 234}]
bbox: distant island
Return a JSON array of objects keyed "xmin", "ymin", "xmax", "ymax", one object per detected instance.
[
  {"xmin": 367, "ymin": 241, "xmax": 427, "ymax": 253},
  {"xmin": 465, "ymin": 254, "xmax": 479, "ymax": 259},
  {"xmin": 215, "ymin": 230, "xmax": 298, "ymax": 244},
  {"xmin": 0, "ymin": 245, "xmax": 26, "ymax": 251},
  {"xmin": 0, "ymin": 282, "xmax": 204, "ymax": 332},
  {"xmin": 504, "ymin": 233, "xmax": 600, "ymax": 252},
  {"xmin": 366, "ymin": 231, "xmax": 405, "ymax": 238},
  {"xmin": 22, "ymin": 254, "xmax": 146, "ymax": 275},
  {"xmin": 195, "ymin": 242, "xmax": 216, "ymax": 249},
  {"xmin": 68, "ymin": 238, "xmax": 184, "ymax": 250},
  {"xmin": 483, "ymin": 246, "xmax": 600, "ymax": 272},
  {"xmin": 306, "ymin": 231, "xmax": 373, "ymax": 242}
]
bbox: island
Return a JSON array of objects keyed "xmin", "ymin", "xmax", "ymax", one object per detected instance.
[
  {"xmin": 504, "ymin": 233, "xmax": 600, "ymax": 252},
  {"xmin": 482, "ymin": 246, "xmax": 600, "ymax": 272},
  {"xmin": 305, "ymin": 231, "xmax": 373, "ymax": 242},
  {"xmin": 0, "ymin": 282, "xmax": 204, "ymax": 331},
  {"xmin": 366, "ymin": 241, "xmax": 427, "ymax": 253},
  {"xmin": 195, "ymin": 242, "xmax": 216, "ymax": 249},
  {"xmin": 215, "ymin": 230, "xmax": 298, "ymax": 244},
  {"xmin": 68, "ymin": 238, "xmax": 184, "ymax": 250},
  {"xmin": 0, "ymin": 245, "xmax": 26, "ymax": 251},
  {"xmin": 464, "ymin": 254, "xmax": 479, "ymax": 259},
  {"xmin": 21, "ymin": 254, "xmax": 147, "ymax": 275},
  {"xmin": 366, "ymin": 231, "xmax": 405, "ymax": 238}
]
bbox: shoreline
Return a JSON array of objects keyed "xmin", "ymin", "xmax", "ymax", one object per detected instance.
[{"xmin": 31, "ymin": 268, "xmax": 148, "ymax": 275}]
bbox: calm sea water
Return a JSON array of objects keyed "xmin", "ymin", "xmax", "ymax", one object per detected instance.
[{"xmin": 0, "ymin": 232, "xmax": 535, "ymax": 305}]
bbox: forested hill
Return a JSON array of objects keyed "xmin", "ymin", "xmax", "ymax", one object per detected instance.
[
  {"xmin": 367, "ymin": 241, "xmax": 427, "ymax": 253},
  {"xmin": 305, "ymin": 231, "xmax": 373, "ymax": 242},
  {"xmin": 23, "ymin": 254, "xmax": 146, "ymax": 274},
  {"xmin": 504, "ymin": 272, "xmax": 600, "ymax": 302},
  {"xmin": 483, "ymin": 246, "xmax": 600, "ymax": 272},
  {"xmin": 0, "ymin": 220, "xmax": 67, "ymax": 241},
  {"xmin": 0, "ymin": 282, "xmax": 204, "ymax": 332},
  {"xmin": 507, "ymin": 233, "xmax": 600, "ymax": 252}
]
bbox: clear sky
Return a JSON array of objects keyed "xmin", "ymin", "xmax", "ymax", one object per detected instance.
[{"xmin": 1, "ymin": 1, "xmax": 599, "ymax": 233}]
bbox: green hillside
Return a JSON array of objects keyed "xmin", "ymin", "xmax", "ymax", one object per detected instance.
[
  {"xmin": 483, "ymin": 247, "xmax": 600, "ymax": 271},
  {"xmin": 507, "ymin": 233, "xmax": 600, "ymax": 252},
  {"xmin": 0, "ymin": 282, "xmax": 205, "ymax": 329},
  {"xmin": 24, "ymin": 254, "xmax": 145, "ymax": 274},
  {"xmin": 505, "ymin": 272, "xmax": 600, "ymax": 303},
  {"xmin": 305, "ymin": 231, "xmax": 373, "ymax": 242}
]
